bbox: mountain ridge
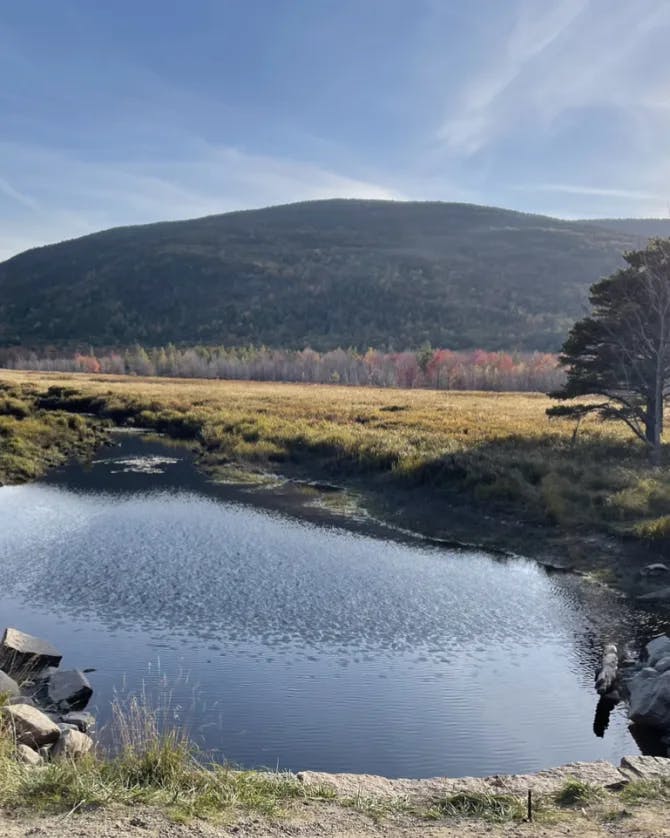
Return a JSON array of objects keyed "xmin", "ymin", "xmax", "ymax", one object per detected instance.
[{"xmin": 0, "ymin": 199, "xmax": 665, "ymax": 352}]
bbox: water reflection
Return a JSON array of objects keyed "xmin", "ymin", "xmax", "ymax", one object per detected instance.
[
  {"xmin": 0, "ymin": 434, "xmax": 668, "ymax": 777},
  {"xmin": 593, "ymin": 695, "xmax": 619, "ymax": 738}
]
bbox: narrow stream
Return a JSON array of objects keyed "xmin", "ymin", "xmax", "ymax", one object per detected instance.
[{"xmin": 1, "ymin": 432, "xmax": 667, "ymax": 778}]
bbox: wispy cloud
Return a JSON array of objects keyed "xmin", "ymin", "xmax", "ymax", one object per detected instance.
[
  {"xmin": 438, "ymin": 0, "xmax": 670, "ymax": 156},
  {"xmin": 514, "ymin": 183, "xmax": 667, "ymax": 201},
  {"xmin": 0, "ymin": 141, "xmax": 401, "ymax": 260},
  {"xmin": 439, "ymin": 0, "xmax": 587, "ymax": 154},
  {"xmin": 0, "ymin": 177, "xmax": 39, "ymax": 211},
  {"xmin": 3, "ymin": 0, "xmax": 670, "ymax": 257}
]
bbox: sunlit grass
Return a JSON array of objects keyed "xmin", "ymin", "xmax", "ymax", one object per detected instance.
[
  {"xmin": 1, "ymin": 370, "xmax": 669, "ymax": 545},
  {"xmin": 0, "ymin": 690, "xmax": 325, "ymax": 821},
  {"xmin": 1, "ymin": 691, "xmax": 669, "ymax": 826},
  {"xmin": 0, "ymin": 381, "xmax": 107, "ymax": 483}
]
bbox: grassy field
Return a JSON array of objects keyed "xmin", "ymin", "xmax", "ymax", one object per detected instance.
[{"xmin": 1, "ymin": 369, "xmax": 669, "ymax": 558}]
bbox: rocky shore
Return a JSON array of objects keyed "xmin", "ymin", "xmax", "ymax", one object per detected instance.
[
  {"xmin": 0, "ymin": 626, "xmax": 670, "ymax": 836},
  {"xmin": 626, "ymin": 634, "xmax": 670, "ymax": 754},
  {"xmin": 0, "ymin": 627, "xmax": 96, "ymax": 764},
  {"xmin": 592, "ymin": 632, "xmax": 670, "ymax": 762}
]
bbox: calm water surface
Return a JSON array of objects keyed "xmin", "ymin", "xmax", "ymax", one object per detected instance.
[{"xmin": 0, "ymin": 434, "xmax": 666, "ymax": 777}]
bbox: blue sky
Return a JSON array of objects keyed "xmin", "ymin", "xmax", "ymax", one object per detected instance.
[{"xmin": 2, "ymin": 0, "xmax": 670, "ymax": 259}]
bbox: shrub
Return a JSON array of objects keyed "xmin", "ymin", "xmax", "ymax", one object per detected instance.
[{"xmin": 633, "ymin": 515, "xmax": 670, "ymax": 541}]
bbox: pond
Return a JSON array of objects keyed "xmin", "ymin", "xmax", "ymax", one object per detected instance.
[{"xmin": 0, "ymin": 432, "xmax": 667, "ymax": 778}]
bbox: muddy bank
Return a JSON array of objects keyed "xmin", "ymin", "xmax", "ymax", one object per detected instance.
[
  {"xmin": 360, "ymin": 482, "xmax": 669, "ymax": 605},
  {"xmin": 193, "ymin": 454, "xmax": 670, "ymax": 609}
]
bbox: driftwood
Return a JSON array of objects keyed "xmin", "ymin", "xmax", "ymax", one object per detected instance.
[{"xmin": 595, "ymin": 644, "xmax": 619, "ymax": 696}]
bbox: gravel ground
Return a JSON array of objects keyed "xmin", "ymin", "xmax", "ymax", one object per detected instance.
[{"xmin": 2, "ymin": 801, "xmax": 670, "ymax": 838}]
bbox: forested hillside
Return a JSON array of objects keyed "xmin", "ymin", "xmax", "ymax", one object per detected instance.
[
  {"xmin": 585, "ymin": 218, "xmax": 670, "ymax": 238},
  {"xmin": 0, "ymin": 200, "xmax": 650, "ymax": 351}
]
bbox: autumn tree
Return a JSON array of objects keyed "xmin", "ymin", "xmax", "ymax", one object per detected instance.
[{"xmin": 549, "ymin": 239, "xmax": 670, "ymax": 465}]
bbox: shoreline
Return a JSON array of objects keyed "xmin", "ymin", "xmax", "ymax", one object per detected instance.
[
  {"xmin": 1, "ymin": 369, "xmax": 669, "ymax": 608},
  {"xmin": 2, "ymin": 371, "xmax": 670, "ymax": 834},
  {"xmin": 1, "ymin": 754, "xmax": 669, "ymax": 836}
]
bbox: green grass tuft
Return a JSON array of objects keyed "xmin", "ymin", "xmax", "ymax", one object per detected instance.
[
  {"xmin": 427, "ymin": 791, "xmax": 526, "ymax": 822},
  {"xmin": 619, "ymin": 779, "xmax": 670, "ymax": 804},
  {"xmin": 554, "ymin": 779, "xmax": 605, "ymax": 806}
]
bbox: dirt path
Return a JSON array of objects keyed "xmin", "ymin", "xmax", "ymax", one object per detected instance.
[{"xmin": 2, "ymin": 801, "xmax": 670, "ymax": 838}]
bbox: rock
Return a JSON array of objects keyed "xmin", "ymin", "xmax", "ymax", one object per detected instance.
[
  {"xmin": 628, "ymin": 668, "xmax": 670, "ymax": 729},
  {"xmin": 655, "ymin": 656, "xmax": 670, "ymax": 674},
  {"xmin": 0, "ymin": 669, "xmax": 20, "ymax": 697},
  {"xmin": 51, "ymin": 729, "xmax": 93, "ymax": 760},
  {"xmin": 596, "ymin": 644, "xmax": 618, "ymax": 695},
  {"xmin": 62, "ymin": 711, "xmax": 96, "ymax": 733},
  {"xmin": 46, "ymin": 670, "xmax": 92, "ymax": 711},
  {"xmin": 0, "ymin": 628, "xmax": 62, "ymax": 677},
  {"xmin": 646, "ymin": 635, "xmax": 670, "ymax": 667},
  {"xmin": 298, "ymin": 759, "xmax": 631, "ymax": 800},
  {"xmin": 7, "ymin": 696, "xmax": 35, "ymax": 707},
  {"xmin": 16, "ymin": 743, "xmax": 43, "ymax": 766},
  {"xmin": 620, "ymin": 755, "xmax": 670, "ymax": 781},
  {"xmin": 1, "ymin": 704, "xmax": 60, "ymax": 748},
  {"xmin": 640, "ymin": 563, "xmax": 670, "ymax": 577},
  {"xmin": 35, "ymin": 666, "xmax": 59, "ymax": 682},
  {"xmin": 57, "ymin": 723, "xmax": 79, "ymax": 733}
]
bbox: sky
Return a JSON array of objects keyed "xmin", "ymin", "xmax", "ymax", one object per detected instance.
[{"xmin": 2, "ymin": 0, "xmax": 670, "ymax": 260}]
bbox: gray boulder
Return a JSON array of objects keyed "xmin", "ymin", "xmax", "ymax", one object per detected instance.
[
  {"xmin": 57, "ymin": 723, "xmax": 79, "ymax": 733},
  {"xmin": 36, "ymin": 666, "xmax": 59, "ymax": 681},
  {"xmin": 46, "ymin": 670, "xmax": 92, "ymax": 711},
  {"xmin": 1, "ymin": 703, "xmax": 60, "ymax": 747},
  {"xmin": 0, "ymin": 628, "xmax": 62, "ymax": 676},
  {"xmin": 629, "ymin": 668, "xmax": 670, "ymax": 729},
  {"xmin": 7, "ymin": 696, "xmax": 35, "ymax": 707},
  {"xmin": 646, "ymin": 635, "xmax": 670, "ymax": 667},
  {"xmin": 62, "ymin": 711, "xmax": 96, "ymax": 733},
  {"xmin": 655, "ymin": 656, "xmax": 670, "ymax": 674},
  {"xmin": 16, "ymin": 743, "xmax": 43, "ymax": 766},
  {"xmin": 51, "ymin": 729, "xmax": 93, "ymax": 760},
  {"xmin": 0, "ymin": 669, "xmax": 20, "ymax": 697}
]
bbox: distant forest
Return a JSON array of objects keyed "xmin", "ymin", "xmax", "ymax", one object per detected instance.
[{"xmin": 1, "ymin": 345, "xmax": 563, "ymax": 392}]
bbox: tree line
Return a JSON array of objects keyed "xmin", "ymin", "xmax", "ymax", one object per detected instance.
[{"xmin": 0, "ymin": 345, "xmax": 564, "ymax": 392}]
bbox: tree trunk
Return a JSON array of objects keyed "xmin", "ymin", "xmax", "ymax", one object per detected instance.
[{"xmin": 645, "ymin": 395, "xmax": 662, "ymax": 466}]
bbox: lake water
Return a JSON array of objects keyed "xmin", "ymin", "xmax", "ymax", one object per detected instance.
[{"xmin": 0, "ymin": 433, "xmax": 667, "ymax": 778}]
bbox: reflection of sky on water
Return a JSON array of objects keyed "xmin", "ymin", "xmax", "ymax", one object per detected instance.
[{"xmin": 0, "ymin": 435, "xmax": 663, "ymax": 777}]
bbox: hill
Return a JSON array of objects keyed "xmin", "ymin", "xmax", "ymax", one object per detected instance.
[
  {"xmin": 582, "ymin": 217, "xmax": 670, "ymax": 238},
  {"xmin": 0, "ymin": 200, "xmax": 654, "ymax": 351}
]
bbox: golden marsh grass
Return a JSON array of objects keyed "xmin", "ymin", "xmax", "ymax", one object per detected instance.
[{"xmin": 0, "ymin": 370, "xmax": 668, "ymax": 547}]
